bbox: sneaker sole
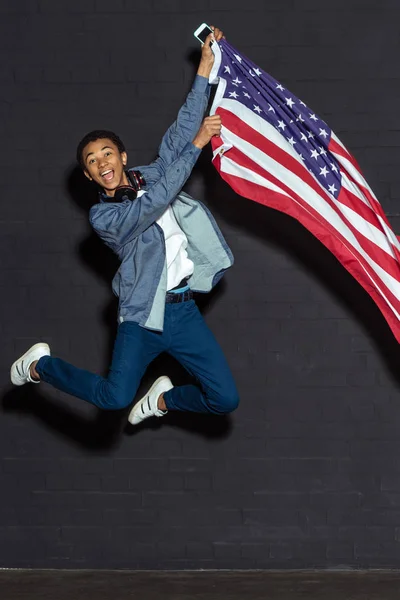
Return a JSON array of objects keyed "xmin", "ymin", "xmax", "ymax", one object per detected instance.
[
  {"xmin": 10, "ymin": 342, "xmax": 50, "ymax": 386},
  {"xmin": 128, "ymin": 376, "xmax": 171, "ymax": 425}
]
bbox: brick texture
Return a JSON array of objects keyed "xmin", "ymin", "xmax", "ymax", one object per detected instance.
[{"xmin": 1, "ymin": 0, "xmax": 400, "ymax": 569}]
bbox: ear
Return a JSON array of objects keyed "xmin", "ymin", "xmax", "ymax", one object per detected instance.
[
  {"xmin": 121, "ymin": 151, "xmax": 128, "ymax": 166},
  {"xmin": 83, "ymin": 169, "xmax": 92, "ymax": 181}
]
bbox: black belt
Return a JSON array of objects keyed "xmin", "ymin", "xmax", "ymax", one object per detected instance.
[{"xmin": 165, "ymin": 289, "xmax": 193, "ymax": 304}]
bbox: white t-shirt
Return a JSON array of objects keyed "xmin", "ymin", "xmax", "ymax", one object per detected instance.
[
  {"xmin": 134, "ymin": 191, "xmax": 194, "ymax": 290},
  {"xmin": 156, "ymin": 205, "xmax": 194, "ymax": 290}
]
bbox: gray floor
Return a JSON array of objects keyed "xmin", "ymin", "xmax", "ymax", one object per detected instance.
[{"xmin": 1, "ymin": 570, "xmax": 400, "ymax": 600}]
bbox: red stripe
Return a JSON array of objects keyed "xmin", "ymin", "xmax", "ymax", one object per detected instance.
[
  {"xmin": 339, "ymin": 165, "xmax": 400, "ymax": 250},
  {"xmin": 219, "ymin": 106, "xmax": 394, "ymax": 239},
  {"xmin": 216, "ymin": 106, "xmax": 330, "ymax": 203},
  {"xmin": 214, "ymin": 167, "xmax": 400, "ymax": 341},
  {"xmin": 329, "ymin": 136, "xmax": 362, "ymax": 171},
  {"xmin": 221, "ymin": 142, "xmax": 400, "ymax": 283}
]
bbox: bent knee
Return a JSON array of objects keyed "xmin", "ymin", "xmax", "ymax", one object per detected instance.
[
  {"xmin": 211, "ymin": 388, "xmax": 240, "ymax": 414},
  {"xmin": 222, "ymin": 392, "xmax": 240, "ymax": 414}
]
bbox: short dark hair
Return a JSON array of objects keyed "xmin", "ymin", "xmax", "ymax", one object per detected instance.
[{"xmin": 76, "ymin": 129, "xmax": 126, "ymax": 170}]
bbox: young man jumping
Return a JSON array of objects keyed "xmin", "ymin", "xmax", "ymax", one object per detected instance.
[{"xmin": 10, "ymin": 27, "xmax": 239, "ymax": 425}]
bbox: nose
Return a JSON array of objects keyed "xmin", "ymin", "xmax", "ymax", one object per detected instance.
[{"xmin": 98, "ymin": 156, "xmax": 108, "ymax": 170}]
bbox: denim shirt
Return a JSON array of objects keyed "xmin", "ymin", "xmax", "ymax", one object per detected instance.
[{"xmin": 89, "ymin": 75, "xmax": 234, "ymax": 331}]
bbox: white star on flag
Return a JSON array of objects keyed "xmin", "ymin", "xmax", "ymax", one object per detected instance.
[
  {"xmin": 319, "ymin": 166, "xmax": 329, "ymax": 177},
  {"xmin": 310, "ymin": 149, "xmax": 319, "ymax": 160},
  {"xmin": 253, "ymin": 105, "xmax": 262, "ymax": 113}
]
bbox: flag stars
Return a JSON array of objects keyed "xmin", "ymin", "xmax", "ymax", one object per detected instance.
[
  {"xmin": 307, "ymin": 131, "xmax": 315, "ymax": 139},
  {"xmin": 285, "ymin": 97, "xmax": 295, "ymax": 108},
  {"xmin": 319, "ymin": 128, "xmax": 329, "ymax": 138},
  {"xmin": 224, "ymin": 66, "xmax": 231, "ymax": 74},
  {"xmin": 268, "ymin": 104, "xmax": 275, "ymax": 112},
  {"xmin": 328, "ymin": 183, "xmax": 338, "ymax": 194},
  {"xmin": 296, "ymin": 114, "xmax": 305, "ymax": 123},
  {"xmin": 229, "ymin": 91, "xmax": 239, "ymax": 98},
  {"xmin": 287, "ymin": 137, "xmax": 296, "ymax": 146},
  {"xmin": 319, "ymin": 146, "xmax": 327, "ymax": 156},
  {"xmin": 277, "ymin": 120, "xmax": 286, "ymax": 130},
  {"xmin": 234, "ymin": 54, "xmax": 243, "ymax": 63},
  {"xmin": 243, "ymin": 91, "xmax": 251, "ymax": 98},
  {"xmin": 330, "ymin": 162, "xmax": 338, "ymax": 172},
  {"xmin": 300, "ymin": 133, "xmax": 308, "ymax": 142},
  {"xmin": 319, "ymin": 166, "xmax": 329, "ymax": 177},
  {"xmin": 233, "ymin": 77, "xmax": 242, "ymax": 84},
  {"xmin": 253, "ymin": 105, "xmax": 262, "ymax": 113},
  {"xmin": 309, "ymin": 113, "xmax": 318, "ymax": 121},
  {"xmin": 276, "ymin": 83, "xmax": 285, "ymax": 91},
  {"xmin": 254, "ymin": 68, "xmax": 262, "ymax": 76},
  {"xmin": 310, "ymin": 149, "xmax": 320, "ymax": 160}
]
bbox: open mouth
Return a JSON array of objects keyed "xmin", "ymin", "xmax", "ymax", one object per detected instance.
[{"xmin": 101, "ymin": 169, "xmax": 114, "ymax": 183}]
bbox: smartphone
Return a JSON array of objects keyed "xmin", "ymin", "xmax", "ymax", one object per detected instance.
[{"xmin": 193, "ymin": 22, "xmax": 213, "ymax": 44}]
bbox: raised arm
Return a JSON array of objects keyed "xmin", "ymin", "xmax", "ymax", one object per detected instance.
[
  {"xmin": 155, "ymin": 26, "xmax": 224, "ymax": 170},
  {"xmin": 90, "ymin": 111, "xmax": 222, "ymax": 252}
]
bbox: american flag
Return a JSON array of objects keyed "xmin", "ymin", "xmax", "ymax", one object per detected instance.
[{"xmin": 209, "ymin": 39, "xmax": 400, "ymax": 342}]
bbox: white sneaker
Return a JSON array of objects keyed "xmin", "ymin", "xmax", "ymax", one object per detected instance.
[
  {"xmin": 128, "ymin": 376, "xmax": 173, "ymax": 425},
  {"xmin": 10, "ymin": 342, "xmax": 51, "ymax": 386}
]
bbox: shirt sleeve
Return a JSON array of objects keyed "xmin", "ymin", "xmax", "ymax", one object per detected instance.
[
  {"xmin": 89, "ymin": 142, "xmax": 201, "ymax": 252},
  {"xmin": 154, "ymin": 75, "xmax": 210, "ymax": 172}
]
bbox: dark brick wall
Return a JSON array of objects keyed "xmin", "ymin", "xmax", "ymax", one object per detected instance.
[{"xmin": 1, "ymin": 0, "xmax": 400, "ymax": 569}]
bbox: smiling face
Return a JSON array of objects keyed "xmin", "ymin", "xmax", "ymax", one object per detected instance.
[{"xmin": 83, "ymin": 138, "xmax": 129, "ymax": 197}]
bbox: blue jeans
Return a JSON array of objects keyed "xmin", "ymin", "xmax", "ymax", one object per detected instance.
[{"xmin": 36, "ymin": 299, "xmax": 239, "ymax": 414}]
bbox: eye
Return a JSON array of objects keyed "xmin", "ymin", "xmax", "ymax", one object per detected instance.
[
  {"xmin": 88, "ymin": 158, "xmax": 96, "ymax": 165},
  {"xmin": 105, "ymin": 151, "xmax": 112, "ymax": 157}
]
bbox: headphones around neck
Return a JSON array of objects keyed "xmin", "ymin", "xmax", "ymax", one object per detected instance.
[{"xmin": 108, "ymin": 170, "xmax": 146, "ymax": 203}]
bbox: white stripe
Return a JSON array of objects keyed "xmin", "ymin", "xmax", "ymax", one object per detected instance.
[
  {"xmin": 221, "ymin": 155, "xmax": 400, "ymax": 320},
  {"xmin": 339, "ymin": 173, "xmax": 400, "ymax": 252},
  {"xmin": 332, "ymin": 149, "xmax": 373, "ymax": 193},
  {"xmin": 216, "ymin": 98, "xmax": 305, "ymax": 166},
  {"xmin": 218, "ymin": 131, "xmax": 400, "ymax": 310},
  {"xmin": 334, "ymin": 202, "xmax": 397, "ymax": 257}
]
